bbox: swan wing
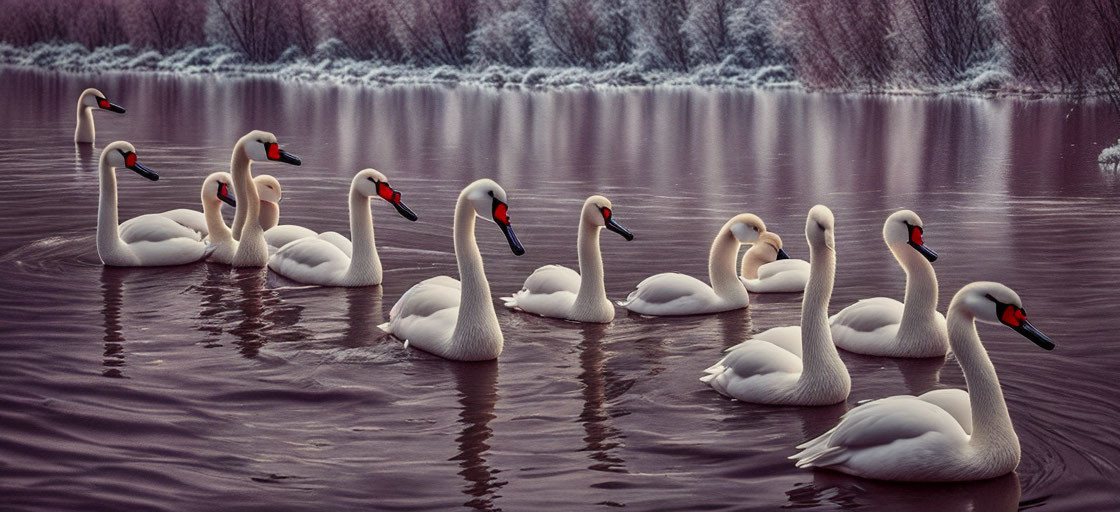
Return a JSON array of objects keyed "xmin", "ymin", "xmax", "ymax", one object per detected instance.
[
  {"xmin": 701, "ymin": 339, "xmax": 803, "ymax": 403},
  {"xmin": 502, "ymin": 265, "xmax": 580, "ymax": 317},
  {"xmin": 264, "ymin": 224, "xmax": 319, "ymax": 250},
  {"xmin": 316, "ymin": 231, "xmax": 354, "ymax": 258},
  {"xmin": 792, "ymin": 396, "xmax": 968, "ymax": 474},
  {"xmin": 387, "ymin": 276, "xmax": 461, "ymax": 328},
  {"xmin": 267, "ymin": 237, "xmax": 351, "ymax": 286},
  {"xmin": 618, "ymin": 272, "xmax": 720, "ymax": 316},
  {"xmin": 918, "ymin": 388, "xmax": 972, "ymax": 435},
  {"xmin": 751, "ymin": 325, "xmax": 804, "ymax": 357},
  {"xmin": 119, "ymin": 214, "xmax": 204, "ymax": 245},
  {"xmin": 743, "ymin": 259, "xmax": 810, "ymax": 293},
  {"xmin": 829, "ymin": 296, "xmax": 904, "ymax": 352}
]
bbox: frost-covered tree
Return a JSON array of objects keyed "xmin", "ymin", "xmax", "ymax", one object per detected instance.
[
  {"xmin": 779, "ymin": 0, "xmax": 894, "ymax": 90},
  {"xmin": 323, "ymin": 0, "xmax": 405, "ymax": 61},
  {"xmin": 0, "ymin": 0, "xmax": 68, "ymax": 45},
  {"xmin": 471, "ymin": 0, "xmax": 534, "ymax": 66},
  {"xmin": 727, "ymin": 0, "xmax": 784, "ymax": 68},
  {"xmin": 530, "ymin": 0, "xmax": 602, "ymax": 67},
  {"xmin": 1090, "ymin": 0, "xmax": 1120, "ymax": 112},
  {"xmin": 389, "ymin": 0, "xmax": 479, "ymax": 66},
  {"xmin": 892, "ymin": 0, "xmax": 998, "ymax": 85},
  {"xmin": 632, "ymin": 0, "xmax": 690, "ymax": 70},
  {"xmin": 998, "ymin": 0, "xmax": 1105, "ymax": 94},
  {"xmin": 122, "ymin": 0, "xmax": 207, "ymax": 52},
  {"xmin": 69, "ymin": 0, "xmax": 129, "ymax": 49},
  {"xmin": 209, "ymin": 0, "xmax": 301, "ymax": 62},
  {"xmin": 683, "ymin": 0, "xmax": 737, "ymax": 65},
  {"xmin": 594, "ymin": 0, "xmax": 632, "ymax": 64}
]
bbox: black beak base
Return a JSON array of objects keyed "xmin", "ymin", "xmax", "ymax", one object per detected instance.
[
  {"xmin": 908, "ymin": 241, "xmax": 938, "ymax": 262},
  {"xmin": 499, "ymin": 223, "xmax": 525, "ymax": 256},
  {"xmin": 128, "ymin": 162, "xmax": 159, "ymax": 181},
  {"xmin": 275, "ymin": 149, "xmax": 301, "ymax": 166},
  {"xmin": 605, "ymin": 218, "xmax": 634, "ymax": 241},
  {"xmin": 218, "ymin": 187, "xmax": 236, "ymax": 207},
  {"xmin": 1013, "ymin": 319, "xmax": 1055, "ymax": 351},
  {"xmin": 392, "ymin": 200, "xmax": 418, "ymax": 221},
  {"xmin": 776, "ymin": 248, "xmax": 790, "ymax": 260}
]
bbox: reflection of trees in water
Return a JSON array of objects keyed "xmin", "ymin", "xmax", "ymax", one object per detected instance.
[
  {"xmin": 577, "ymin": 323, "xmax": 628, "ymax": 473},
  {"xmin": 100, "ymin": 267, "xmax": 127, "ymax": 378},
  {"xmin": 449, "ymin": 361, "xmax": 506, "ymax": 510},
  {"xmin": 786, "ymin": 470, "xmax": 1022, "ymax": 511}
]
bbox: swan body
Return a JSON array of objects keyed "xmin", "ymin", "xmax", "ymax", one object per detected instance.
[
  {"xmin": 121, "ymin": 174, "xmax": 273, "ymax": 239},
  {"xmin": 792, "ymin": 282, "xmax": 1056, "ymax": 482},
  {"xmin": 380, "ymin": 179, "xmax": 525, "ymax": 361},
  {"xmin": 268, "ymin": 169, "xmax": 418, "ymax": 287},
  {"xmin": 740, "ymin": 231, "xmax": 809, "ymax": 293},
  {"xmin": 223, "ymin": 130, "xmax": 301, "ymax": 267},
  {"xmin": 830, "ymin": 210, "xmax": 949, "ymax": 358},
  {"xmin": 503, "ymin": 195, "xmax": 634, "ymax": 323},
  {"xmin": 701, "ymin": 205, "xmax": 851, "ymax": 406},
  {"xmin": 95, "ymin": 141, "xmax": 211, "ymax": 267},
  {"xmin": 618, "ymin": 213, "xmax": 766, "ymax": 316},
  {"xmin": 75, "ymin": 88, "xmax": 125, "ymax": 144}
]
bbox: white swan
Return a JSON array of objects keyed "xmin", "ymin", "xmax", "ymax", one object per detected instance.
[
  {"xmin": 700, "ymin": 205, "xmax": 851, "ymax": 406},
  {"xmin": 617, "ymin": 213, "xmax": 766, "ymax": 316},
  {"xmin": 120, "ymin": 173, "xmax": 271, "ymax": 238},
  {"xmin": 502, "ymin": 195, "xmax": 634, "ymax": 323},
  {"xmin": 194, "ymin": 172, "xmax": 240, "ymax": 264},
  {"xmin": 740, "ymin": 231, "xmax": 809, "ymax": 293},
  {"xmin": 379, "ymin": 179, "xmax": 525, "ymax": 361},
  {"xmin": 96, "ymin": 141, "xmax": 210, "ymax": 267},
  {"xmin": 829, "ymin": 210, "xmax": 949, "ymax": 358},
  {"xmin": 225, "ymin": 130, "xmax": 302, "ymax": 267},
  {"xmin": 268, "ymin": 169, "xmax": 418, "ymax": 287},
  {"xmin": 75, "ymin": 88, "xmax": 125, "ymax": 144},
  {"xmin": 791, "ymin": 281, "xmax": 1056, "ymax": 482}
]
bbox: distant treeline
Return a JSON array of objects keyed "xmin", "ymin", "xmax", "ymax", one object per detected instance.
[{"xmin": 2, "ymin": 0, "xmax": 1119, "ymax": 101}]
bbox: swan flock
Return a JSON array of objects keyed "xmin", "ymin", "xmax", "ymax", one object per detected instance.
[{"xmin": 79, "ymin": 88, "xmax": 1058, "ymax": 484}]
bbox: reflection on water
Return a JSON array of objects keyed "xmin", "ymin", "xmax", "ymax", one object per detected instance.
[
  {"xmin": 0, "ymin": 68, "xmax": 1118, "ymax": 510},
  {"xmin": 786, "ymin": 471, "xmax": 1023, "ymax": 511},
  {"xmin": 100, "ymin": 268, "xmax": 127, "ymax": 378},
  {"xmin": 576, "ymin": 323, "xmax": 627, "ymax": 473},
  {"xmin": 449, "ymin": 361, "xmax": 505, "ymax": 510}
]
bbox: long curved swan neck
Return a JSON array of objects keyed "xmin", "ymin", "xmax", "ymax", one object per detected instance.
[
  {"xmin": 947, "ymin": 302, "xmax": 1019, "ymax": 456},
  {"xmin": 203, "ymin": 198, "xmax": 233, "ymax": 243},
  {"xmin": 895, "ymin": 248, "xmax": 942, "ymax": 351},
  {"xmin": 345, "ymin": 187, "xmax": 381, "ymax": 283},
  {"xmin": 230, "ymin": 148, "xmax": 266, "ymax": 265},
  {"xmin": 230, "ymin": 150, "xmax": 251, "ymax": 240},
  {"xmin": 451, "ymin": 194, "xmax": 502, "ymax": 355},
  {"xmin": 96, "ymin": 160, "xmax": 123, "ymax": 255},
  {"xmin": 710, "ymin": 230, "xmax": 748, "ymax": 302},
  {"xmin": 573, "ymin": 219, "xmax": 607, "ymax": 307},
  {"xmin": 740, "ymin": 245, "xmax": 766, "ymax": 279},
  {"xmin": 75, "ymin": 103, "xmax": 94, "ymax": 144},
  {"xmin": 258, "ymin": 201, "xmax": 279, "ymax": 231},
  {"xmin": 797, "ymin": 244, "xmax": 849, "ymax": 398}
]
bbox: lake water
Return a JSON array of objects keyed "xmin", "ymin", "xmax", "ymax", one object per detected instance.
[{"xmin": 1, "ymin": 68, "xmax": 1118, "ymax": 511}]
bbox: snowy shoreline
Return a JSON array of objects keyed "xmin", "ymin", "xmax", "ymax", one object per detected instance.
[{"xmin": 4, "ymin": 41, "xmax": 1117, "ymax": 103}]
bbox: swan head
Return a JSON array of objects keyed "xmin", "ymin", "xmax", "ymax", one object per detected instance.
[
  {"xmin": 237, "ymin": 130, "xmax": 302, "ymax": 166},
  {"xmin": 202, "ymin": 172, "xmax": 237, "ymax": 208},
  {"xmin": 100, "ymin": 141, "xmax": 158, "ymax": 180},
  {"xmin": 726, "ymin": 213, "xmax": 767, "ymax": 244},
  {"xmin": 462, "ymin": 178, "xmax": 525, "ymax": 256},
  {"xmin": 80, "ymin": 87, "xmax": 125, "ymax": 113},
  {"xmin": 806, "ymin": 204, "xmax": 835, "ymax": 250},
  {"xmin": 582, "ymin": 195, "xmax": 634, "ymax": 241},
  {"xmin": 753, "ymin": 231, "xmax": 790, "ymax": 262},
  {"xmin": 956, "ymin": 282, "xmax": 1055, "ymax": 350},
  {"xmin": 884, "ymin": 209, "xmax": 937, "ymax": 262},
  {"xmin": 354, "ymin": 168, "xmax": 419, "ymax": 221},
  {"xmin": 254, "ymin": 175, "xmax": 282, "ymax": 204}
]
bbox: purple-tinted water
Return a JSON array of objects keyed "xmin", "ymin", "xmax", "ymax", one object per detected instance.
[{"xmin": 1, "ymin": 68, "xmax": 1118, "ymax": 511}]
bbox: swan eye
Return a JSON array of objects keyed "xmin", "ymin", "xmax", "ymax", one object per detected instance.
[
  {"xmin": 600, "ymin": 207, "xmax": 612, "ymax": 221},
  {"xmin": 124, "ymin": 152, "xmax": 136, "ymax": 167},
  {"xmin": 984, "ymin": 294, "xmax": 1027, "ymax": 327}
]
